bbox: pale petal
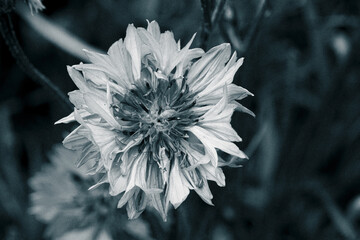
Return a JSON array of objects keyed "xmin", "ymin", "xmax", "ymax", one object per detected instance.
[
  {"xmin": 180, "ymin": 139, "xmax": 210, "ymax": 169},
  {"xmin": 194, "ymin": 179, "xmax": 214, "ymax": 206},
  {"xmin": 188, "ymin": 127, "xmax": 218, "ymax": 167},
  {"xmin": 234, "ymin": 101, "xmax": 256, "ymax": 117},
  {"xmin": 148, "ymin": 192, "xmax": 167, "ymax": 221},
  {"xmin": 117, "ymin": 187, "xmax": 136, "ymax": 208},
  {"xmin": 88, "ymin": 174, "xmax": 108, "ymax": 190},
  {"xmin": 83, "ymin": 93, "xmax": 120, "ymax": 129},
  {"xmin": 146, "ymin": 20, "xmax": 161, "ymax": 41},
  {"xmin": 137, "ymin": 28, "xmax": 162, "ymax": 65},
  {"xmin": 190, "ymin": 126, "xmax": 247, "ymax": 162},
  {"xmin": 125, "ymin": 150, "xmax": 148, "ymax": 192},
  {"xmin": 181, "ymin": 168, "xmax": 214, "ymax": 205},
  {"xmin": 197, "ymin": 57, "xmax": 244, "ymax": 97},
  {"xmin": 80, "ymin": 120, "xmax": 122, "ymax": 169},
  {"xmin": 68, "ymin": 90, "xmax": 86, "ymax": 109},
  {"xmin": 167, "ymin": 33, "xmax": 196, "ymax": 73},
  {"xmin": 196, "ymin": 83, "xmax": 253, "ymax": 106},
  {"xmin": 74, "ymin": 63, "xmax": 119, "ymax": 84},
  {"xmin": 75, "ymin": 141, "xmax": 98, "ymax": 168},
  {"xmin": 199, "ymin": 163, "xmax": 225, "ymax": 187},
  {"xmin": 188, "ymin": 43, "xmax": 231, "ymax": 90},
  {"xmin": 82, "ymin": 68, "xmax": 127, "ymax": 95},
  {"xmin": 167, "ymin": 158, "xmax": 190, "ymax": 209},
  {"xmin": 126, "ymin": 188, "xmax": 148, "ymax": 219},
  {"xmin": 125, "ymin": 24, "xmax": 142, "ymax": 80},
  {"xmin": 159, "ymin": 31, "xmax": 178, "ymax": 73},
  {"xmin": 144, "ymin": 161, "xmax": 164, "ymax": 192},
  {"xmin": 108, "ymin": 38, "xmax": 135, "ymax": 86},
  {"xmin": 218, "ymin": 155, "xmax": 247, "ymax": 167},
  {"xmin": 119, "ymin": 133, "xmax": 144, "ymax": 153},
  {"xmin": 67, "ymin": 66, "xmax": 88, "ymax": 92},
  {"xmin": 63, "ymin": 126, "xmax": 91, "ymax": 150},
  {"xmin": 55, "ymin": 111, "xmax": 75, "ymax": 124},
  {"xmin": 174, "ymin": 48, "xmax": 204, "ymax": 79},
  {"xmin": 109, "ymin": 175, "xmax": 127, "ymax": 196},
  {"xmin": 83, "ymin": 49, "xmax": 112, "ymax": 67},
  {"xmin": 201, "ymin": 122, "xmax": 242, "ymax": 142},
  {"xmin": 198, "ymin": 89, "xmax": 242, "ymax": 142}
]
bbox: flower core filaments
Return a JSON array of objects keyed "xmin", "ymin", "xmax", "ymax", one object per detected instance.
[{"xmin": 111, "ymin": 66, "xmax": 200, "ymax": 172}]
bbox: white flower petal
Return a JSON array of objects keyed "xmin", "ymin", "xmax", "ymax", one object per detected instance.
[
  {"xmin": 117, "ymin": 187, "xmax": 136, "ymax": 208},
  {"xmin": 137, "ymin": 28, "xmax": 162, "ymax": 65},
  {"xmin": 146, "ymin": 20, "xmax": 161, "ymax": 41},
  {"xmin": 198, "ymin": 88, "xmax": 242, "ymax": 142},
  {"xmin": 83, "ymin": 123, "xmax": 122, "ymax": 169},
  {"xmin": 187, "ymin": 43, "xmax": 231, "ymax": 91},
  {"xmin": 83, "ymin": 93, "xmax": 120, "ymax": 129},
  {"xmin": 82, "ymin": 68, "xmax": 127, "ymax": 95},
  {"xmin": 199, "ymin": 163, "xmax": 225, "ymax": 187},
  {"xmin": 167, "ymin": 158, "xmax": 190, "ymax": 209},
  {"xmin": 218, "ymin": 155, "xmax": 247, "ymax": 168},
  {"xmin": 159, "ymin": 31, "xmax": 178, "ymax": 73},
  {"xmin": 190, "ymin": 126, "xmax": 247, "ymax": 162},
  {"xmin": 167, "ymin": 33, "xmax": 196, "ymax": 73},
  {"xmin": 108, "ymin": 156, "xmax": 128, "ymax": 196},
  {"xmin": 63, "ymin": 126, "xmax": 91, "ymax": 150},
  {"xmin": 181, "ymin": 168, "xmax": 214, "ymax": 205},
  {"xmin": 197, "ymin": 83, "xmax": 253, "ymax": 106},
  {"xmin": 108, "ymin": 38, "xmax": 135, "ymax": 86},
  {"xmin": 148, "ymin": 193, "xmax": 167, "ymax": 221},
  {"xmin": 125, "ymin": 24, "xmax": 142, "ymax": 80},
  {"xmin": 188, "ymin": 127, "xmax": 218, "ymax": 167},
  {"xmin": 197, "ymin": 56, "xmax": 244, "ymax": 98},
  {"xmin": 67, "ymin": 66, "xmax": 88, "ymax": 92},
  {"xmin": 126, "ymin": 188, "xmax": 148, "ymax": 219},
  {"xmin": 234, "ymin": 101, "xmax": 256, "ymax": 117},
  {"xmin": 55, "ymin": 111, "xmax": 75, "ymax": 124},
  {"xmin": 125, "ymin": 150, "xmax": 148, "ymax": 192},
  {"xmin": 201, "ymin": 122, "xmax": 242, "ymax": 142}
]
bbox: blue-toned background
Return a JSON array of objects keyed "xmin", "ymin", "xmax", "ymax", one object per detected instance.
[{"xmin": 1, "ymin": 0, "xmax": 360, "ymax": 239}]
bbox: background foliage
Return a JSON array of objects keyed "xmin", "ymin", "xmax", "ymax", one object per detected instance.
[{"xmin": 1, "ymin": 0, "xmax": 360, "ymax": 239}]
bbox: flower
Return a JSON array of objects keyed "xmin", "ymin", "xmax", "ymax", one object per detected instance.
[
  {"xmin": 57, "ymin": 20, "xmax": 254, "ymax": 221},
  {"xmin": 29, "ymin": 145, "xmax": 151, "ymax": 239}
]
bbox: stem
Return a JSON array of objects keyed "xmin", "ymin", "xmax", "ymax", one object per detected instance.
[
  {"xmin": 200, "ymin": 0, "xmax": 227, "ymax": 49},
  {"xmin": 15, "ymin": 3, "xmax": 103, "ymax": 61},
  {"xmin": 200, "ymin": 0, "xmax": 212, "ymax": 49},
  {"xmin": 242, "ymin": 0, "xmax": 268, "ymax": 55},
  {"xmin": 304, "ymin": 182, "xmax": 358, "ymax": 240},
  {"xmin": 220, "ymin": 0, "xmax": 268, "ymax": 55},
  {"xmin": 0, "ymin": 13, "xmax": 72, "ymax": 111},
  {"xmin": 304, "ymin": 0, "xmax": 330, "ymax": 94},
  {"xmin": 211, "ymin": 0, "xmax": 227, "ymax": 28},
  {"xmin": 142, "ymin": 211, "xmax": 166, "ymax": 240}
]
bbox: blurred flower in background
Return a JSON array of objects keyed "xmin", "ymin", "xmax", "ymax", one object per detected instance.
[
  {"xmin": 29, "ymin": 145, "xmax": 152, "ymax": 240},
  {"xmin": 26, "ymin": 0, "xmax": 45, "ymax": 14},
  {"xmin": 57, "ymin": 20, "xmax": 253, "ymax": 221}
]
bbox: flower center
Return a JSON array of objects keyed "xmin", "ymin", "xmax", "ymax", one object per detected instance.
[{"xmin": 111, "ymin": 67, "xmax": 200, "ymax": 161}]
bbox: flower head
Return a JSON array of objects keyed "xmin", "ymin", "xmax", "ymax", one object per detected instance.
[
  {"xmin": 29, "ymin": 145, "xmax": 150, "ymax": 239},
  {"xmin": 57, "ymin": 20, "xmax": 254, "ymax": 220}
]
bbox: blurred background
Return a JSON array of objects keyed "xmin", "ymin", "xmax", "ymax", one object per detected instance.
[{"xmin": 1, "ymin": 0, "xmax": 360, "ymax": 239}]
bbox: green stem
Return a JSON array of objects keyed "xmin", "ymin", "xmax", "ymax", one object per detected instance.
[
  {"xmin": 200, "ymin": 0, "xmax": 227, "ymax": 50},
  {"xmin": 0, "ymin": 13, "xmax": 72, "ymax": 111},
  {"xmin": 15, "ymin": 3, "xmax": 103, "ymax": 61}
]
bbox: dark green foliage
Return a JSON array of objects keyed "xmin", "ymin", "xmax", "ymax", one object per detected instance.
[{"xmin": 0, "ymin": 0, "xmax": 360, "ymax": 239}]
